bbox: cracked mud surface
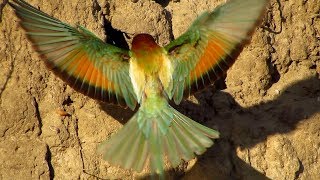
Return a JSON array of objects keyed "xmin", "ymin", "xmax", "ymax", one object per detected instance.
[{"xmin": 0, "ymin": 0, "xmax": 319, "ymax": 179}]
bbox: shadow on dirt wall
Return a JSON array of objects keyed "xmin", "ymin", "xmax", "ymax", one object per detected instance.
[{"xmin": 99, "ymin": 76, "xmax": 319, "ymax": 179}]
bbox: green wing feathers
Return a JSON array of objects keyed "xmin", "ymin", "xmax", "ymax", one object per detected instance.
[
  {"xmin": 97, "ymin": 97, "xmax": 219, "ymax": 174},
  {"xmin": 166, "ymin": 0, "xmax": 269, "ymax": 104},
  {"xmin": 10, "ymin": 0, "xmax": 137, "ymax": 109}
]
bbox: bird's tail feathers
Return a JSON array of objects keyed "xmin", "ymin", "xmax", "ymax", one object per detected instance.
[{"xmin": 97, "ymin": 102, "xmax": 219, "ymax": 175}]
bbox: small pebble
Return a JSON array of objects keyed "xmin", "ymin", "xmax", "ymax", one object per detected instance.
[{"xmin": 56, "ymin": 109, "xmax": 70, "ymax": 116}]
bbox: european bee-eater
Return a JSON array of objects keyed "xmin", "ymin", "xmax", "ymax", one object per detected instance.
[{"xmin": 9, "ymin": 0, "xmax": 268, "ymax": 175}]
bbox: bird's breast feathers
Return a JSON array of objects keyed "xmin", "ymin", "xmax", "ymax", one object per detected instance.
[{"xmin": 129, "ymin": 53, "xmax": 173, "ymax": 102}]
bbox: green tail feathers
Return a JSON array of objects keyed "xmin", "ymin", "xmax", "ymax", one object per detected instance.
[{"xmin": 97, "ymin": 101, "xmax": 219, "ymax": 174}]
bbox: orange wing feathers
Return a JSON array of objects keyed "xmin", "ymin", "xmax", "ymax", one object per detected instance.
[{"xmin": 190, "ymin": 33, "xmax": 229, "ymax": 82}]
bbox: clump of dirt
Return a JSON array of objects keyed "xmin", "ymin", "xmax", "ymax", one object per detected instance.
[{"xmin": 0, "ymin": 0, "xmax": 319, "ymax": 179}]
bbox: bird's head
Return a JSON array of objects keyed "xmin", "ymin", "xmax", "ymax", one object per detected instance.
[{"xmin": 131, "ymin": 34, "xmax": 160, "ymax": 58}]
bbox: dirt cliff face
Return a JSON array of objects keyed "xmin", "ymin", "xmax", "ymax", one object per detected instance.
[{"xmin": 0, "ymin": 0, "xmax": 319, "ymax": 179}]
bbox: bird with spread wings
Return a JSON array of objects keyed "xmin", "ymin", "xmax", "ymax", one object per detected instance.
[{"xmin": 9, "ymin": 0, "xmax": 269, "ymax": 175}]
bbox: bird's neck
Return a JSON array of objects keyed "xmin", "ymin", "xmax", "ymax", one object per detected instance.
[{"xmin": 131, "ymin": 34, "xmax": 163, "ymax": 74}]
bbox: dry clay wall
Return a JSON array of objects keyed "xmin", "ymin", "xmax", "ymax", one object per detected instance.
[{"xmin": 0, "ymin": 0, "xmax": 319, "ymax": 179}]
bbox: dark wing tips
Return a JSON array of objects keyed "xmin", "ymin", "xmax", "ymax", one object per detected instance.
[
  {"xmin": 41, "ymin": 52, "xmax": 136, "ymax": 110},
  {"xmin": 184, "ymin": 40, "xmax": 247, "ymax": 97},
  {"xmin": 46, "ymin": 60, "xmax": 135, "ymax": 110}
]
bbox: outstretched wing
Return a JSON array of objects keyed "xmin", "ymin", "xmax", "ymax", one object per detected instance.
[
  {"xmin": 166, "ymin": 0, "xmax": 269, "ymax": 104},
  {"xmin": 10, "ymin": 0, "xmax": 137, "ymax": 110}
]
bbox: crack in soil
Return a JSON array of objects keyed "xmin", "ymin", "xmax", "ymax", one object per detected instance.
[
  {"xmin": 74, "ymin": 118, "xmax": 108, "ymax": 179},
  {"xmin": 262, "ymin": 0, "xmax": 284, "ymax": 34},
  {"xmin": 0, "ymin": 0, "xmax": 8, "ymax": 23},
  {"xmin": 74, "ymin": 118, "xmax": 85, "ymax": 173},
  {"xmin": 32, "ymin": 97, "xmax": 43, "ymax": 136},
  {"xmin": 0, "ymin": 37, "xmax": 17, "ymax": 102},
  {"xmin": 45, "ymin": 144, "xmax": 55, "ymax": 180},
  {"xmin": 164, "ymin": 8, "xmax": 174, "ymax": 41},
  {"xmin": 294, "ymin": 158, "xmax": 304, "ymax": 179}
]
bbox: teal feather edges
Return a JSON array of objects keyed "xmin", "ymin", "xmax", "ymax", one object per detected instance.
[{"xmin": 97, "ymin": 98, "xmax": 219, "ymax": 174}]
